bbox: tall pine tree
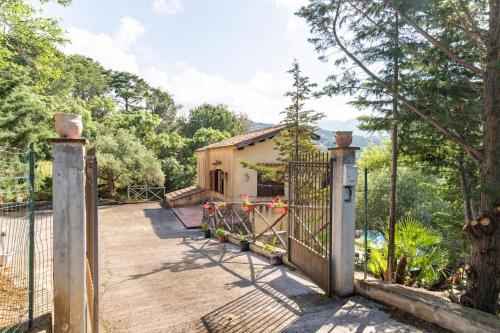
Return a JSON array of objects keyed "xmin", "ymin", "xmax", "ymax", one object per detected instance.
[{"xmin": 275, "ymin": 60, "xmax": 324, "ymax": 166}]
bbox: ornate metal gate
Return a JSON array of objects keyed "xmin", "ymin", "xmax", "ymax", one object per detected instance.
[{"xmin": 288, "ymin": 152, "xmax": 333, "ymax": 296}]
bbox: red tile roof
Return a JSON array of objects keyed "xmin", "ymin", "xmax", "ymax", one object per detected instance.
[{"xmin": 195, "ymin": 125, "xmax": 287, "ymax": 151}]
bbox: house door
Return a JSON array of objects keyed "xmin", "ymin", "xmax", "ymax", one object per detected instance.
[{"xmin": 288, "ymin": 152, "xmax": 333, "ymax": 296}]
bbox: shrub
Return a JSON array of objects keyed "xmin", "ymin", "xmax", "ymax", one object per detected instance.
[
  {"xmin": 215, "ymin": 228, "xmax": 226, "ymax": 237},
  {"xmin": 367, "ymin": 216, "xmax": 448, "ymax": 288}
]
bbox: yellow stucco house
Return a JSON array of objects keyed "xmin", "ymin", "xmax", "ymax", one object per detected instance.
[{"xmin": 166, "ymin": 125, "xmax": 300, "ymax": 207}]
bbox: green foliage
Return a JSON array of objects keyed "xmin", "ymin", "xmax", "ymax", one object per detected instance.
[
  {"xmin": 0, "ymin": 0, "xmax": 256, "ymax": 203},
  {"xmin": 367, "ymin": 247, "xmax": 387, "ymax": 279},
  {"xmin": 65, "ymin": 55, "xmax": 108, "ymax": 101},
  {"xmin": 146, "ymin": 87, "xmax": 178, "ymax": 133},
  {"xmin": 0, "ymin": 87, "xmax": 54, "ymax": 152},
  {"xmin": 93, "ymin": 129, "xmax": 164, "ymax": 197},
  {"xmin": 113, "ymin": 111, "xmax": 161, "ymax": 144},
  {"xmin": 274, "ymin": 60, "xmax": 324, "ymax": 180},
  {"xmin": 215, "ymin": 228, "xmax": 226, "ymax": 237},
  {"xmin": 263, "ymin": 237, "xmax": 278, "ymax": 253},
  {"xmin": 87, "ymin": 96, "xmax": 116, "ymax": 120},
  {"xmin": 368, "ymin": 217, "xmax": 448, "ymax": 287},
  {"xmin": 236, "ymin": 232, "xmax": 250, "ymax": 241},
  {"xmin": 161, "ymin": 156, "xmax": 196, "ymax": 191},
  {"xmin": 201, "ymin": 222, "xmax": 209, "ymax": 231},
  {"xmin": 106, "ymin": 71, "xmax": 149, "ymax": 113},
  {"xmin": 357, "ymin": 144, "xmax": 457, "ymax": 230},
  {"xmin": 189, "ymin": 127, "xmax": 230, "ymax": 151},
  {"xmin": 181, "ymin": 103, "xmax": 242, "ymax": 137}
]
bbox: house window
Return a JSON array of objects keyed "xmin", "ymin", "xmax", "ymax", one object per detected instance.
[
  {"xmin": 257, "ymin": 172, "xmax": 284, "ymax": 197},
  {"xmin": 209, "ymin": 169, "xmax": 225, "ymax": 194}
]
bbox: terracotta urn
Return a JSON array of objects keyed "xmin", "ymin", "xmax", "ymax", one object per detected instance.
[
  {"xmin": 55, "ymin": 113, "xmax": 83, "ymax": 139},
  {"xmin": 335, "ymin": 131, "xmax": 353, "ymax": 147}
]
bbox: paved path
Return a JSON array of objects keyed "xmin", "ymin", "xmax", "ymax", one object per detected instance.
[
  {"xmin": 98, "ymin": 203, "xmax": 440, "ymax": 333},
  {"xmin": 171, "ymin": 205, "xmax": 203, "ymax": 228}
]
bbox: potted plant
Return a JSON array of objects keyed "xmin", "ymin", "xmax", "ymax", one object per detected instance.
[
  {"xmin": 267, "ymin": 196, "xmax": 288, "ymax": 215},
  {"xmin": 201, "ymin": 222, "xmax": 211, "ymax": 238},
  {"xmin": 213, "ymin": 201, "xmax": 231, "ymax": 213},
  {"xmin": 203, "ymin": 202, "xmax": 214, "ymax": 215},
  {"xmin": 215, "ymin": 228, "xmax": 227, "ymax": 243},
  {"xmin": 237, "ymin": 232, "xmax": 251, "ymax": 251},
  {"xmin": 264, "ymin": 237, "xmax": 283, "ymax": 266},
  {"xmin": 240, "ymin": 194, "xmax": 254, "ymax": 212}
]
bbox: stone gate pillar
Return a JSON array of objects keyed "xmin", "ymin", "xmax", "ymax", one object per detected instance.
[
  {"xmin": 329, "ymin": 145, "xmax": 359, "ymax": 297},
  {"xmin": 48, "ymin": 138, "xmax": 87, "ymax": 333}
]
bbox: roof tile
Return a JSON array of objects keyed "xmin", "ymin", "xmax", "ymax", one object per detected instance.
[{"xmin": 196, "ymin": 125, "xmax": 287, "ymax": 151}]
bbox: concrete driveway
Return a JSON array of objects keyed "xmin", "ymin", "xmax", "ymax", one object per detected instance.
[{"xmin": 98, "ymin": 203, "xmax": 443, "ymax": 333}]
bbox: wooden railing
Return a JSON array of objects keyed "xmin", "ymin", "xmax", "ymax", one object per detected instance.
[
  {"xmin": 203, "ymin": 202, "xmax": 288, "ymax": 248},
  {"xmin": 127, "ymin": 185, "xmax": 165, "ymax": 202}
]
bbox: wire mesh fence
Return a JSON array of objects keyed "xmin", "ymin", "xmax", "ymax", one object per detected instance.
[{"xmin": 0, "ymin": 145, "xmax": 53, "ymax": 332}]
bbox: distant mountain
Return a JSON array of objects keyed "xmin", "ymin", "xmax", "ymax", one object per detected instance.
[
  {"xmin": 315, "ymin": 128, "xmax": 380, "ymax": 149},
  {"xmin": 246, "ymin": 121, "xmax": 381, "ymax": 149},
  {"xmin": 247, "ymin": 121, "xmax": 275, "ymax": 132},
  {"xmin": 318, "ymin": 118, "xmax": 362, "ymax": 135}
]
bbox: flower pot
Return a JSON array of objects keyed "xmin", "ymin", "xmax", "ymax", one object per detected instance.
[
  {"xmin": 204, "ymin": 229, "xmax": 211, "ymax": 238},
  {"xmin": 273, "ymin": 206, "xmax": 288, "ymax": 215},
  {"xmin": 270, "ymin": 252, "xmax": 283, "ymax": 266},
  {"xmin": 218, "ymin": 235, "xmax": 227, "ymax": 243},
  {"xmin": 335, "ymin": 131, "xmax": 353, "ymax": 148},
  {"xmin": 240, "ymin": 240, "xmax": 250, "ymax": 251},
  {"xmin": 242, "ymin": 204, "xmax": 254, "ymax": 212},
  {"xmin": 55, "ymin": 113, "xmax": 83, "ymax": 139}
]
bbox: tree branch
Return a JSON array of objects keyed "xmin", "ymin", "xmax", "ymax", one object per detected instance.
[
  {"xmin": 392, "ymin": 6, "xmax": 483, "ymax": 77},
  {"xmin": 331, "ymin": 1, "xmax": 483, "ymax": 166},
  {"xmin": 344, "ymin": 0, "xmax": 480, "ymax": 91}
]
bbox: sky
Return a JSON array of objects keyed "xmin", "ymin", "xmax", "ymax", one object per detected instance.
[{"xmin": 37, "ymin": 0, "xmax": 369, "ymax": 126}]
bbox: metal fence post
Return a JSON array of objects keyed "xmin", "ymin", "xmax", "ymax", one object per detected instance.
[
  {"xmin": 364, "ymin": 168, "xmax": 368, "ymax": 280},
  {"xmin": 28, "ymin": 143, "xmax": 35, "ymax": 328}
]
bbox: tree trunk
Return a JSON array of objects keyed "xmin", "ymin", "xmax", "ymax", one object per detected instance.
[
  {"xmin": 395, "ymin": 255, "xmax": 407, "ymax": 284},
  {"xmin": 387, "ymin": 13, "xmax": 399, "ymax": 283},
  {"xmin": 459, "ymin": 151, "xmax": 475, "ymax": 223},
  {"xmin": 107, "ymin": 171, "xmax": 116, "ymax": 199},
  {"xmin": 461, "ymin": 1, "xmax": 500, "ymax": 314}
]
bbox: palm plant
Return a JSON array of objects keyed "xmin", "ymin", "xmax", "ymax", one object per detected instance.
[{"xmin": 367, "ymin": 216, "xmax": 448, "ymax": 288}]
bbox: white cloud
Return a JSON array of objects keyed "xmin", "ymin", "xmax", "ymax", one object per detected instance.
[
  {"xmin": 63, "ymin": 27, "xmax": 139, "ymax": 73},
  {"xmin": 62, "ymin": 16, "xmax": 146, "ymax": 73},
  {"xmin": 145, "ymin": 66, "xmax": 289, "ymax": 123},
  {"xmin": 275, "ymin": 0, "xmax": 308, "ymax": 35},
  {"xmin": 114, "ymin": 16, "xmax": 147, "ymax": 49},
  {"xmin": 152, "ymin": 0, "xmax": 183, "ymax": 15},
  {"xmin": 144, "ymin": 65, "xmax": 358, "ymax": 123}
]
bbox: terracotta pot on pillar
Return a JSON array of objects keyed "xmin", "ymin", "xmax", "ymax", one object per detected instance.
[
  {"xmin": 55, "ymin": 113, "xmax": 83, "ymax": 139},
  {"xmin": 335, "ymin": 131, "xmax": 353, "ymax": 147}
]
